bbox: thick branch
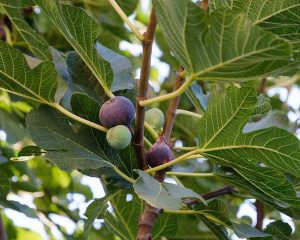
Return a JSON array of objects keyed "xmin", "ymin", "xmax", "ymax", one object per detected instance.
[
  {"xmin": 0, "ymin": 214, "xmax": 6, "ymax": 240},
  {"xmin": 137, "ymin": 67, "xmax": 185, "ymax": 240},
  {"xmin": 133, "ymin": 8, "xmax": 157, "ymax": 170}
]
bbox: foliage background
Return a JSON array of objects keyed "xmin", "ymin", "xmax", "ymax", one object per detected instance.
[{"xmin": 0, "ymin": 0, "xmax": 299, "ymax": 239}]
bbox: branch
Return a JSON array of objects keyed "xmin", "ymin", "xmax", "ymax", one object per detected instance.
[
  {"xmin": 0, "ymin": 213, "xmax": 6, "ymax": 240},
  {"xmin": 107, "ymin": 0, "xmax": 144, "ymax": 41},
  {"xmin": 200, "ymin": 0, "xmax": 209, "ymax": 10},
  {"xmin": 255, "ymin": 200, "xmax": 264, "ymax": 231},
  {"xmin": 259, "ymin": 78, "xmax": 267, "ymax": 94},
  {"xmin": 133, "ymin": 8, "xmax": 157, "ymax": 170},
  {"xmin": 162, "ymin": 67, "xmax": 185, "ymax": 140},
  {"xmin": 138, "ymin": 67, "xmax": 185, "ymax": 240}
]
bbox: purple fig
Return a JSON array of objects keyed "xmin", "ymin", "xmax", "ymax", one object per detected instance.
[
  {"xmin": 146, "ymin": 140, "xmax": 173, "ymax": 169},
  {"xmin": 99, "ymin": 96, "xmax": 135, "ymax": 128}
]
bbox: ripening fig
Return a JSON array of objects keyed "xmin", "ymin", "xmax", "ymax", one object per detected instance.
[
  {"xmin": 106, "ymin": 125, "xmax": 132, "ymax": 150},
  {"xmin": 146, "ymin": 139, "xmax": 173, "ymax": 169},
  {"xmin": 145, "ymin": 108, "xmax": 165, "ymax": 130},
  {"xmin": 100, "ymin": 96, "xmax": 135, "ymax": 128}
]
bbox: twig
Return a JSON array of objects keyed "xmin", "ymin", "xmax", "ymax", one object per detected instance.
[
  {"xmin": 0, "ymin": 213, "xmax": 6, "ymax": 240},
  {"xmin": 162, "ymin": 66, "xmax": 185, "ymax": 140},
  {"xmin": 107, "ymin": 0, "xmax": 144, "ymax": 41},
  {"xmin": 184, "ymin": 186, "xmax": 237, "ymax": 206},
  {"xmin": 259, "ymin": 78, "xmax": 267, "ymax": 94},
  {"xmin": 133, "ymin": 8, "xmax": 157, "ymax": 170},
  {"xmin": 255, "ymin": 200, "xmax": 264, "ymax": 231},
  {"xmin": 137, "ymin": 67, "xmax": 185, "ymax": 240},
  {"xmin": 166, "ymin": 172, "xmax": 214, "ymax": 178},
  {"xmin": 176, "ymin": 109, "xmax": 203, "ymax": 119},
  {"xmin": 200, "ymin": 0, "xmax": 209, "ymax": 10}
]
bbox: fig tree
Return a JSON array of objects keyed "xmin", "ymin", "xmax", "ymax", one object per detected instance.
[
  {"xmin": 146, "ymin": 140, "xmax": 173, "ymax": 168},
  {"xmin": 100, "ymin": 96, "xmax": 135, "ymax": 128},
  {"xmin": 145, "ymin": 108, "xmax": 165, "ymax": 130},
  {"xmin": 106, "ymin": 125, "xmax": 132, "ymax": 150}
]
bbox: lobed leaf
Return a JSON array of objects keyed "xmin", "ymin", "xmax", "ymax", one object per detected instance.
[
  {"xmin": 0, "ymin": 0, "xmax": 52, "ymax": 60},
  {"xmin": 33, "ymin": 0, "xmax": 113, "ymax": 95},
  {"xmin": 210, "ymin": 0, "xmax": 300, "ymax": 45},
  {"xmin": 0, "ymin": 42, "xmax": 63, "ymax": 103},
  {"xmin": 153, "ymin": 0, "xmax": 294, "ymax": 81}
]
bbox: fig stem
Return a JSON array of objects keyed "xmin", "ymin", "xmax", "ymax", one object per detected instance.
[
  {"xmin": 112, "ymin": 166, "xmax": 135, "ymax": 184},
  {"xmin": 107, "ymin": 0, "xmax": 144, "ymax": 42},
  {"xmin": 145, "ymin": 149, "xmax": 200, "ymax": 174},
  {"xmin": 176, "ymin": 109, "xmax": 203, "ymax": 119},
  {"xmin": 173, "ymin": 146, "xmax": 198, "ymax": 151},
  {"xmin": 51, "ymin": 103, "xmax": 108, "ymax": 132},
  {"xmin": 166, "ymin": 172, "xmax": 214, "ymax": 178},
  {"xmin": 144, "ymin": 121, "xmax": 159, "ymax": 139},
  {"xmin": 143, "ymin": 137, "xmax": 153, "ymax": 147},
  {"xmin": 139, "ymin": 74, "xmax": 195, "ymax": 106}
]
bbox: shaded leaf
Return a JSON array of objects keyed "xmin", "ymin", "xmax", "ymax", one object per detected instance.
[
  {"xmin": 0, "ymin": 109, "xmax": 27, "ymax": 144},
  {"xmin": 0, "ymin": 0, "xmax": 51, "ymax": 59},
  {"xmin": 34, "ymin": 0, "xmax": 113, "ymax": 94},
  {"xmin": 244, "ymin": 111, "xmax": 296, "ymax": 133},
  {"xmin": 0, "ymin": 169, "xmax": 9, "ymax": 198},
  {"xmin": 0, "ymin": 199, "xmax": 37, "ymax": 218},
  {"xmin": 83, "ymin": 190, "xmax": 120, "ymax": 240},
  {"xmin": 26, "ymin": 105, "xmax": 112, "ymax": 171},
  {"xmin": 232, "ymin": 223, "xmax": 270, "ymax": 238},
  {"xmin": 134, "ymin": 171, "xmax": 205, "ymax": 210}
]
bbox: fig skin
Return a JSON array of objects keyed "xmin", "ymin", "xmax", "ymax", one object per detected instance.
[
  {"xmin": 100, "ymin": 96, "xmax": 135, "ymax": 128},
  {"xmin": 146, "ymin": 140, "xmax": 173, "ymax": 169},
  {"xmin": 145, "ymin": 108, "xmax": 165, "ymax": 130},
  {"xmin": 106, "ymin": 125, "xmax": 132, "ymax": 150}
]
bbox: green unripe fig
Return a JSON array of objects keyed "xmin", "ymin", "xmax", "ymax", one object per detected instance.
[
  {"xmin": 106, "ymin": 125, "xmax": 132, "ymax": 150},
  {"xmin": 145, "ymin": 108, "xmax": 165, "ymax": 130}
]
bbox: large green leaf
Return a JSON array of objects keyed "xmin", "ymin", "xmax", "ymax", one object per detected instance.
[
  {"xmin": 196, "ymin": 87, "xmax": 300, "ymax": 217},
  {"xmin": 26, "ymin": 93, "xmax": 137, "ymax": 184},
  {"xmin": 198, "ymin": 87, "xmax": 300, "ymax": 177},
  {"xmin": 210, "ymin": 0, "xmax": 300, "ymax": 45},
  {"xmin": 134, "ymin": 171, "xmax": 205, "ymax": 210},
  {"xmin": 0, "ymin": 42, "xmax": 63, "ymax": 103},
  {"xmin": 33, "ymin": 0, "xmax": 113, "ymax": 95},
  {"xmin": 0, "ymin": 0, "xmax": 51, "ymax": 60},
  {"xmin": 70, "ymin": 92, "xmax": 137, "ymax": 179},
  {"xmin": 26, "ymin": 105, "xmax": 113, "ymax": 171},
  {"xmin": 153, "ymin": 0, "xmax": 294, "ymax": 81}
]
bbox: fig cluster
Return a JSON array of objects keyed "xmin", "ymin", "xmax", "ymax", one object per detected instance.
[
  {"xmin": 99, "ymin": 96, "xmax": 135, "ymax": 150},
  {"xmin": 145, "ymin": 108, "xmax": 165, "ymax": 131}
]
